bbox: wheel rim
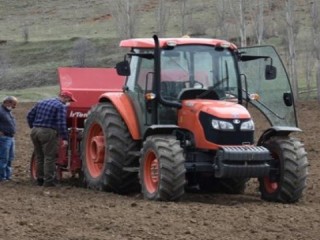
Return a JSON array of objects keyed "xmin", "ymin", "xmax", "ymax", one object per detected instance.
[
  {"xmin": 31, "ymin": 154, "xmax": 37, "ymax": 180},
  {"xmin": 86, "ymin": 122, "xmax": 105, "ymax": 178},
  {"xmin": 144, "ymin": 150, "xmax": 159, "ymax": 194},
  {"xmin": 263, "ymin": 177, "xmax": 278, "ymax": 193}
]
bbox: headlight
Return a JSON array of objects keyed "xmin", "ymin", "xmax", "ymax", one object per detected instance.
[
  {"xmin": 240, "ymin": 120, "xmax": 255, "ymax": 131},
  {"xmin": 211, "ymin": 119, "xmax": 234, "ymax": 130}
]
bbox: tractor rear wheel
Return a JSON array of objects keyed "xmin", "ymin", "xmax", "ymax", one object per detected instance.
[
  {"xmin": 259, "ymin": 137, "xmax": 308, "ymax": 203},
  {"xmin": 81, "ymin": 103, "xmax": 139, "ymax": 193},
  {"xmin": 29, "ymin": 152, "xmax": 63, "ymax": 184},
  {"xmin": 140, "ymin": 135, "xmax": 186, "ymax": 201}
]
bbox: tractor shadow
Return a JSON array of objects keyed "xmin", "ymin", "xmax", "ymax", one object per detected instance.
[{"xmin": 181, "ymin": 190, "xmax": 263, "ymax": 206}]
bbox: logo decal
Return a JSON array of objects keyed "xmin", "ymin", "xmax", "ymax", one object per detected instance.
[
  {"xmin": 69, "ymin": 111, "xmax": 88, "ymax": 118},
  {"xmin": 233, "ymin": 119, "xmax": 240, "ymax": 124}
]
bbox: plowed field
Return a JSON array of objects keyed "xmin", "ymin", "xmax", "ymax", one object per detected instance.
[{"xmin": 1, "ymin": 101, "xmax": 319, "ymax": 240}]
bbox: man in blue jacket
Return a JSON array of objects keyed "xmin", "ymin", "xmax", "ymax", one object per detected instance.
[{"xmin": 0, "ymin": 96, "xmax": 18, "ymax": 182}]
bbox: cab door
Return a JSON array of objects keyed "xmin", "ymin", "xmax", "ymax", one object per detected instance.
[
  {"xmin": 125, "ymin": 54, "xmax": 154, "ymax": 137},
  {"xmin": 238, "ymin": 46, "xmax": 298, "ymax": 127}
]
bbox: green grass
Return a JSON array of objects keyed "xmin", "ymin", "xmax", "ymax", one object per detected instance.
[
  {"xmin": 0, "ymin": 85, "xmax": 59, "ymax": 102},
  {"xmin": 0, "ymin": 37, "xmax": 120, "ymax": 90}
]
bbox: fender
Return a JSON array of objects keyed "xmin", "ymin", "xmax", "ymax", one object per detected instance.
[
  {"xmin": 144, "ymin": 125, "xmax": 179, "ymax": 140},
  {"xmin": 99, "ymin": 92, "xmax": 141, "ymax": 140},
  {"xmin": 257, "ymin": 126, "xmax": 301, "ymax": 146}
]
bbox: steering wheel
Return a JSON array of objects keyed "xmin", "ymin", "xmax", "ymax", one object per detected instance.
[{"xmin": 182, "ymin": 80, "xmax": 204, "ymax": 89}]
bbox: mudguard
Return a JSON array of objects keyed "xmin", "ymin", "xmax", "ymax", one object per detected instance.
[
  {"xmin": 99, "ymin": 92, "xmax": 141, "ymax": 140},
  {"xmin": 257, "ymin": 126, "xmax": 302, "ymax": 146}
]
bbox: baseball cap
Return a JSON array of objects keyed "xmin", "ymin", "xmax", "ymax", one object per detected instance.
[{"xmin": 60, "ymin": 90, "xmax": 77, "ymax": 102}]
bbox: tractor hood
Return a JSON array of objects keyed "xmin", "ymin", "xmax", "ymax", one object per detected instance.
[
  {"xmin": 181, "ymin": 100, "xmax": 251, "ymax": 119},
  {"xmin": 178, "ymin": 99, "xmax": 254, "ymax": 149}
]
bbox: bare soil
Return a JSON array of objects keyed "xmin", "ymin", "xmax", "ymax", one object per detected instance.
[{"xmin": 1, "ymin": 101, "xmax": 319, "ymax": 240}]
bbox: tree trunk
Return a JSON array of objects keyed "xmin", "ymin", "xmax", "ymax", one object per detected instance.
[
  {"xmin": 239, "ymin": 0, "xmax": 247, "ymax": 47},
  {"xmin": 311, "ymin": 1, "xmax": 320, "ymax": 102},
  {"xmin": 285, "ymin": 0, "xmax": 298, "ymax": 100}
]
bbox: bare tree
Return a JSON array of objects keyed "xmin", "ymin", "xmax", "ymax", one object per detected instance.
[
  {"xmin": 178, "ymin": 0, "xmax": 192, "ymax": 36},
  {"xmin": 0, "ymin": 49, "xmax": 10, "ymax": 88},
  {"xmin": 284, "ymin": 0, "xmax": 299, "ymax": 100},
  {"xmin": 70, "ymin": 38, "xmax": 97, "ymax": 67},
  {"xmin": 22, "ymin": 24, "xmax": 29, "ymax": 44},
  {"xmin": 304, "ymin": 46, "xmax": 313, "ymax": 99},
  {"xmin": 229, "ymin": 0, "xmax": 248, "ymax": 47},
  {"xmin": 214, "ymin": 0, "xmax": 231, "ymax": 40},
  {"xmin": 239, "ymin": 0, "xmax": 247, "ymax": 46},
  {"xmin": 311, "ymin": 1, "xmax": 320, "ymax": 101},
  {"xmin": 110, "ymin": 0, "xmax": 140, "ymax": 40},
  {"xmin": 252, "ymin": 0, "xmax": 264, "ymax": 45},
  {"xmin": 156, "ymin": 0, "xmax": 170, "ymax": 37}
]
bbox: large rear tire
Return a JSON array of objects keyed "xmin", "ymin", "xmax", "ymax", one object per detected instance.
[
  {"xmin": 139, "ymin": 135, "xmax": 186, "ymax": 201},
  {"xmin": 259, "ymin": 137, "xmax": 308, "ymax": 203},
  {"xmin": 81, "ymin": 103, "xmax": 139, "ymax": 193}
]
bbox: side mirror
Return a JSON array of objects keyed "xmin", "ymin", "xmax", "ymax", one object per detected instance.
[
  {"xmin": 283, "ymin": 92, "xmax": 293, "ymax": 106},
  {"xmin": 265, "ymin": 65, "xmax": 277, "ymax": 80},
  {"xmin": 115, "ymin": 60, "xmax": 130, "ymax": 76}
]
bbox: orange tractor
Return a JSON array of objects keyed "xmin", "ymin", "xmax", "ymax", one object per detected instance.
[{"xmin": 31, "ymin": 35, "xmax": 308, "ymax": 203}]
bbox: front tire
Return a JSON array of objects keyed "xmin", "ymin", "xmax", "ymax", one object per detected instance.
[
  {"xmin": 139, "ymin": 135, "xmax": 186, "ymax": 201},
  {"xmin": 81, "ymin": 103, "xmax": 139, "ymax": 193},
  {"xmin": 259, "ymin": 137, "xmax": 308, "ymax": 203}
]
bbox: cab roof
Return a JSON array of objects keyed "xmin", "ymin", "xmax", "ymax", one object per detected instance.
[{"xmin": 120, "ymin": 37, "xmax": 237, "ymax": 50}]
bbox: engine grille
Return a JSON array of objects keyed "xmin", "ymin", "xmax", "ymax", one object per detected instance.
[{"xmin": 199, "ymin": 111, "xmax": 254, "ymax": 145}]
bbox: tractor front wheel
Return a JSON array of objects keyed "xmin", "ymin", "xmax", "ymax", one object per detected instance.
[
  {"xmin": 140, "ymin": 135, "xmax": 186, "ymax": 201},
  {"xmin": 259, "ymin": 137, "xmax": 308, "ymax": 203}
]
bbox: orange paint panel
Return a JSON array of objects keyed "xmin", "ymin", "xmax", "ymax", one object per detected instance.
[
  {"xmin": 120, "ymin": 38, "xmax": 237, "ymax": 50},
  {"xmin": 178, "ymin": 100, "xmax": 251, "ymax": 149},
  {"xmin": 185, "ymin": 100, "xmax": 251, "ymax": 119},
  {"xmin": 178, "ymin": 106, "xmax": 219, "ymax": 150}
]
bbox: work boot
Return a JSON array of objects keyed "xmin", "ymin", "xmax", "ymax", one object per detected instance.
[{"xmin": 37, "ymin": 178, "xmax": 44, "ymax": 186}]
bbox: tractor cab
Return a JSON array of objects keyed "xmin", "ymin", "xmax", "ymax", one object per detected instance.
[{"xmin": 116, "ymin": 36, "xmax": 298, "ymax": 137}]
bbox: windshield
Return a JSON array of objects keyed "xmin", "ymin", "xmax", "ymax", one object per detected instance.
[
  {"xmin": 159, "ymin": 45, "xmax": 239, "ymax": 100},
  {"xmin": 126, "ymin": 45, "xmax": 239, "ymax": 101}
]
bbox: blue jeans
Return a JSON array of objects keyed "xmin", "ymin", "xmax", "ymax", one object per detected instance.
[{"xmin": 0, "ymin": 136, "xmax": 15, "ymax": 180}]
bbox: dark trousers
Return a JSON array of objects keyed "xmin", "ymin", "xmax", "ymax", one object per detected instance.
[{"xmin": 30, "ymin": 127, "xmax": 58, "ymax": 184}]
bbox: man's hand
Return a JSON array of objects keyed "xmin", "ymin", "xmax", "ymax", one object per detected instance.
[{"xmin": 62, "ymin": 140, "xmax": 68, "ymax": 147}]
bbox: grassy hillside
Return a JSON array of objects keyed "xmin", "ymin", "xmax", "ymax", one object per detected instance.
[
  {"xmin": 0, "ymin": 38, "xmax": 121, "ymax": 89},
  {"xmin": 0, "ymin": 0, "xmax": 315, "ymax": 101}
]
